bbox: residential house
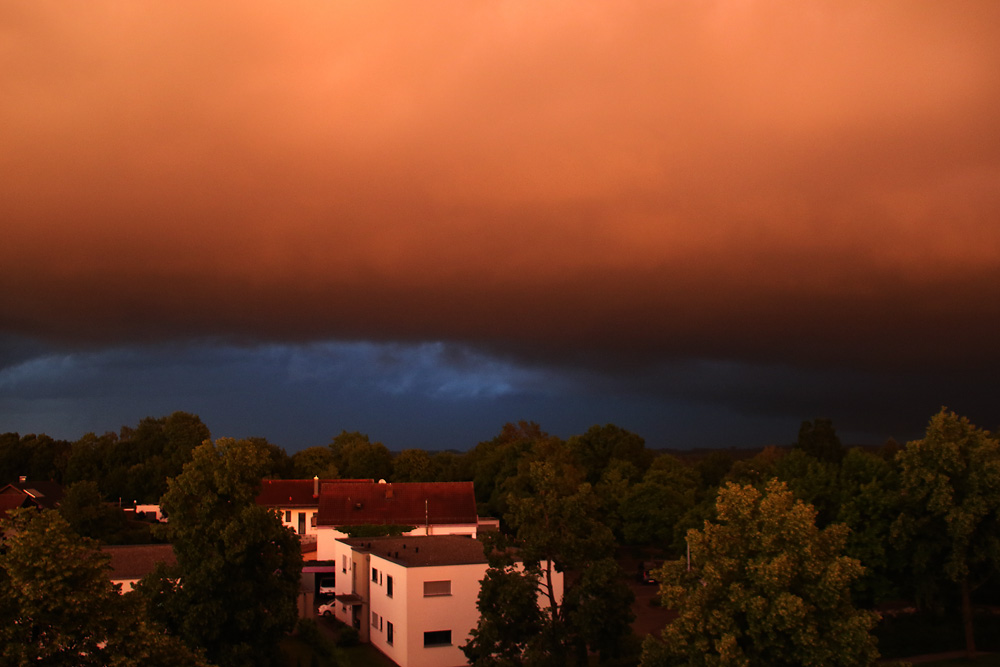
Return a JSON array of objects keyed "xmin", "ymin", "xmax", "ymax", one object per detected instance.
[
  {"xmin": 256, "ymin": 477, "xmax": 371, "ymax": 549},
  {"xmin": 315, "ymin": 481, "xmax": 481, "ymax": 561},
  {"xmin": 0, "ymin": 477, "xmax": 64, "ymax": 522},
  {"xmin": 102, "ymin": 544, "xmax": 176, "ymax": 593},
  {"xmin": 332, "ymin": 535, "xmax": 564, "ymax": 667}
]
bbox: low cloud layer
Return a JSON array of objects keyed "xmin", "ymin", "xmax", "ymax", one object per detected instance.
[{"xmin": 2, "ymin": 2, "xmax": 998, "ymax": 447}]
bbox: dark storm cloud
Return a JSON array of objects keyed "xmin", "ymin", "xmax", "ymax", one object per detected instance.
[{"xmin": 2, "ymin": 1, "xmax": 999, "ymax": 446}]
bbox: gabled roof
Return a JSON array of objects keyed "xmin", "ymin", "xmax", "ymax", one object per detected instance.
[
  {"xmin": 102, "ymin": 544, "xmax": 177, "ymax": 581},
  {"xmin": 256, "ymin": 478, "xmax": 373, "ymax": 508},
  {"xmin": 317, "ymin": 481, "xmax": 477, "ymax": 527},
  {"xmin": 0, "ymin": 491, "xmax": 32, "ymax": 520},
  {"xmin": 1, "ymin": 480, "xmax": 64, "ymax": 510},
  {"xmin": 340, "ymin": 535, "xmax": 489, "ymax": 567}
]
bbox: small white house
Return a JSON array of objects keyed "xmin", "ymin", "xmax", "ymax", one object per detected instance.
[
  {"xmin": 256, "ymin": 477, "xmax": 371, "ymax": 543},
  {"xmin": 314, "ymin": 481, "xmax": 482, "ymax": 561},
  {"xmin": 332, "ymin": 535, "xmax": 564, "ymax": 667}
]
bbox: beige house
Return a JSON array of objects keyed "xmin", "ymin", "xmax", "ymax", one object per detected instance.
[
  {"xmin": 332, "ymin": 535, "xmax": 563, "ymax": 667},
  {"xmin": 256, "ymin": 477, "xmax": 371, "ymax": 549}
]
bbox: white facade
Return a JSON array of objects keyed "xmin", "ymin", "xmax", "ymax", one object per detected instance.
[
  {"xmin": 277, "ymin": 507, "xmax": 320, "ymax": 538},
  {"xmin": 369, "ymin": 558, "xmax": 487, "ymax": 667},
  {"xmin": 332, "ymin": 536, "xmax": 563, "ymax": 667}
]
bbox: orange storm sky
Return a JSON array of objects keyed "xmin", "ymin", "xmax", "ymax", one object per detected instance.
[{"xmin": 2, "ymin": 0, "xmax": 1000, "ymax": 379}]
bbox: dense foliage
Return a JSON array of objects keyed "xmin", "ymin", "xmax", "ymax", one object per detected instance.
[
  {"xmin": 641, "ymin": 480, "xmax": 879, "ymax": 667},
  {"xmin": 3, "ymin": 408, "xmax": 1000, "ymax": 664},
  {"xmin": 0, "ymin": 509, "xmax": 209, "ymax": 667},
  {"xmin": 138, "ymin": 438, "xmax": 302, "ymax": 667}
]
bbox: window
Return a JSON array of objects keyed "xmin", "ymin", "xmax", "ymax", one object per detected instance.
[
  {"xmin": 423, "ymin": 580, "xmax": 451, "ymax": 597},
  {"xmin": 342, "ymin": 555, "xmax": 347, "ymax": 573},
  {"xmin": 386, "ymin": 574, "xmax": 393, "ymax": 597},
  {"xmin": 371, "ymin": 611, "xmax": 378, "ymax": 627},
  {"xmin": 372, "ymin": 567, "xmax": 379, "ymax": 583},
  {"xmin": 387, "ymin": 621, "xmax": 394, "ymax": 645},
  {"xmin": 284, "ymin": 510, "xmax": 291, "ymax": 522},
  {"xmin": 423, "ymin": 630, "xmax": 452, "ymax": 647}
]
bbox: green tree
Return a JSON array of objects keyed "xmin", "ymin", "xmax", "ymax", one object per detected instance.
[
  {"xmin": 392, "ymin": 448, "xmax": 435, "ymax": 482},
  {"xmin": 462, "ymin": 536, "xmax": 547, "ymax": 667},
  {"xmin": 891, "ymin": 409, "xmax": 1000, "ymax": 659},
  {"xmin": 835, "ymin": 448, "xmax": 904, "ymax": 606},
  {"xmin": 59, "ymin": 480, "xmax": 129, "ymax": 542},
  {"xmin": 594, "ymin": 458, "xmax": 641, "ymax": 540},
  {"xmin": 773, "ymin": 448, "xmax": 840, "ymax": 527},
  {"xmin": 292, "ymin": 446, "xmax": 340, "ymax": 479},
  {"xmin": 795, "ymin": 418, "xmax": 845, "ymax": 464},
  {"xmin": 140, "ymin": 438, "xmax": 302, "ymax": 667},
  {"xmin": 0, "ymin": 508, "xmax": 207, "ymax": 667},
  {"xmin": 467, "ymin": 422, "xmax": 552, "ymax": 518},
  {"xmin": 642, "ymin": 479, "xmax": 879, "ymax": 667},
  {"xmin": 504, "ymin": 460, "xmax": 636, "ymax": 665},
  {"xmin": 329, "ymin": 431, "xmax": 392, "ymax": 481},
  {"xmin": 567, "ymin": 423, "xmax": 650, "ymax": 485},
  {"xmin": 620, "ymin": 456, "xmax": 700, "ymax": 551},
  {"xmin": 0, "ymin": 432, "xmax": 72, "ymax": 484},
  {"xmin": 0, "ymin": 508, "xmax": 120, "ymax": 665}
]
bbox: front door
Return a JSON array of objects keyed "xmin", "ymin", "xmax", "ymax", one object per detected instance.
[{"xmin": 297, "ymin": 512, "xmax": 306, "ymax": 535}]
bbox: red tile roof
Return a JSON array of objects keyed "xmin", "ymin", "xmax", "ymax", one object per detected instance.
[
  {"xmin": 0, "ymin": 491, "xmax": 31, "ymax": 520},
  {"xmin": 317, "ymin": 481, "xmax": 477, "ymax": 527},
  {"xmin": 1, "ymin": 480, "xmax": 64, "ymax": 510},
  {"xmin": 256, "ymin": 479, "xmax": 372, "ymax": 507},
  {"xmin": 102, "ymin": 544, "xmax": 177, "ymax": 581}
]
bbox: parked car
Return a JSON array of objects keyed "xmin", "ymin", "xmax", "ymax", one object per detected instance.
[
  {"xmin": 318, "ymin": 576, "xmax": 335, "ymax": 596},
  {"xmin": 318, "ymin": 601, "xmax": 336, "ymax": 617},
  {"xmin": 639, "ymin": 560, "xmax": 663, "ymax": 584}
]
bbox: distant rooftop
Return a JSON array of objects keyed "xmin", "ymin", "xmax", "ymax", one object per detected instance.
[
  {"xmin": 1, "ymin": 479, "xmax": 64, "ymax": 510},
  {"xmin": 256, "ymin": 478, "xmax": 372, "ymax": 507},
  {"xmin": 102, "ymin": 544, "xmax": 176, "ymax": 581},
  {"xmin": 317, "ymin": 481, "xmax": 477, "ymax": 527}
]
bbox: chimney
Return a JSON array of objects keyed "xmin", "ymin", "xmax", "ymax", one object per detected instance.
[{"xmin": 313, "ymin": 476, "xmax": 319, "ymax": 498}]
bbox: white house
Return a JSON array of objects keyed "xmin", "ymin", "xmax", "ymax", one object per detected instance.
[
  {"xmin": 331, "ymin": 535, "xmax": 564, "ymax": 667},
  {"xmin": 256, "ymin": 477, "xmax": 371, "ymax": 546},
  {"xmin": 314, "ymin": 481, "xmax": 482, "ymax": 561}
]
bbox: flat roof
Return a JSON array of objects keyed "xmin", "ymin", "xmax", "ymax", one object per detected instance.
[{"xmin": 339, "ymin": 535, "xmax": 490, "ymax": 567}]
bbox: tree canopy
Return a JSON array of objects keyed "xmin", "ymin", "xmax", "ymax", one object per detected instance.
[
  {"xmin": 642, "ymin": 479, "xmax": 879, "ymax": 667},
  {"xmin": 140, "ymin": 437, "xmax": 302, "ymax": 667},
  {"xmin": 891, "ymin": 408, "xmax": 1000, "ymax": 658},
  {"xmin": 0, "ymin": 508, "xmax": 208, "ymax": 667}
]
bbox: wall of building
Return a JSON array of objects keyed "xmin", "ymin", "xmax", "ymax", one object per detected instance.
[{"xmin": 367, "ymin": 556, "xmax": 487, "ymax": 667}]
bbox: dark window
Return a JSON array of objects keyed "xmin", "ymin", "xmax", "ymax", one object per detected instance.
[
  {"xmin": 424, "ymin": 630, "xmax": 452, "ymax": 647},
  {"xmin": 372, "ymin": 567, "xmax": 379, "ymax": 583},
  {"xmin": 387, "ymin": 574, "xmax": 393, "ymax": 597},
  {"xmin": 387, "ymin": 621, "xmax": 394, "ymax": 645},
  {"xmin": 284, "ymin": 510, "xmax": 291, "ymax": 522},
  {"xmin": 423, "ymin": 580, "xmax": 451, "ymax": 596}
]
